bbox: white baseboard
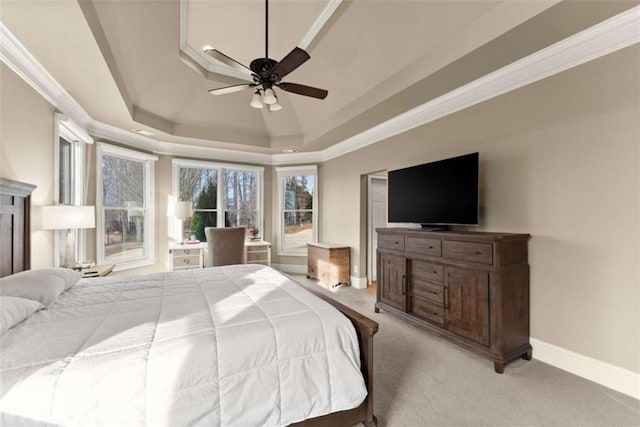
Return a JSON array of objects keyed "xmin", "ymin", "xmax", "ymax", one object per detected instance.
[
  {"xmin": 530, "ymin": 338, "xmax": 640, "ymax": 400},
  {"xmin": 272, "ymin": 263, "xmax": 307, "ymax": 274},
  {"xmin": 350, "ymin": 276, "xmax": 368, "ymax": 289}
]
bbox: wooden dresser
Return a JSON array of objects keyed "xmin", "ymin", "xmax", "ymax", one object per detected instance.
[
  {"xmin": 307, "ymin": 242, "xmax": 350, "ymax": 288},
  {"xmin": 376, "ymin": 228, "xmax": 531, "ymax": 373}
]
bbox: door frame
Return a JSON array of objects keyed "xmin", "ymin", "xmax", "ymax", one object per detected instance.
[{"xmin": 367, "ymin": 174, "xmax": 388, "ymax": 284}]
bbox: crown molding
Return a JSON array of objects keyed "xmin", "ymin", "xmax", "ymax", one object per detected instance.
[
  {"xmin": 0, "ymin": 21, "xmax": 93, "ymax": 131},
  {"xmin": 299, "ymin": 0, "xmax": 343, "ymax": 50},
  {"xmin": 89, "ymin": 121, "xmax": 275, "ymax": 165},
  {"xmin": 1, "ymin": 6, "xmax": 638, "ymax": 166},
  {"xmin": 321, "ymin": 5, "xmax": 640, "ymax": 162}
]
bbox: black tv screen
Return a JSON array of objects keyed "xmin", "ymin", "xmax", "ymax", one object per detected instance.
[{"xmin": 388, "ymin": 152, "xmax": 479, "ymax": 226}]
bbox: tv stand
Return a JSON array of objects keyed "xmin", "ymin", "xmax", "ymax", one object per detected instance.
[
  {"xmin": 375, "ymin": 228, "xmax": 531, "ymax": 373},
  {"xmin": 420, "ymin": 224, "xmax": 449, "ymax": 231}
]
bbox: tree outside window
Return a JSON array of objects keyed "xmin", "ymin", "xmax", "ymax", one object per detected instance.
[
  {"xmin": 277, "ymin": 165, "xmax": 317, "ymax": 256},
  {"xmin": 176, "ymin": 162, "xmax": 263, "ymax": 242}
]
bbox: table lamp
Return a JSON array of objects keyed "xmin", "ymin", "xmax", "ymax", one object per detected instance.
[{"xmin": 42, "ymin": 205, "xmax": 95, "ymax": 268}]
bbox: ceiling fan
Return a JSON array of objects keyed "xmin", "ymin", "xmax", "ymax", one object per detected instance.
[{"xmin": 204, "ymin": 0, "xmax": 328, "ymax": 112}]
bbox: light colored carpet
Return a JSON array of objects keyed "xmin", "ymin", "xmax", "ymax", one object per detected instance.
[{"xmin": 291, "ymin": 275, "xmax": 640, "ymax": 427}]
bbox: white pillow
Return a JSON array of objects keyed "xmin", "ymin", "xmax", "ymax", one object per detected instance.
[
  {"xmin": 0, "ymin": 268, "xmax": 83, "ymax": 307},
  {"xmin": 0, "ymin": 296, "xmax": 44, "ymax": 335}
]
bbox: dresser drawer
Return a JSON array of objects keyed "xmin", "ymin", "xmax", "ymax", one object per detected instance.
[
  {"xmin": 406, "ymin": 237, "xmax": 441, "ymax": 257},
  {"xmin": 172, "ymin": 248, "xmax": 199, "ymax": 256},
  {"xmin": 246, "ymin": 244, "xmax": 268, "ymax": 253},
  {"xmin": 173, "ymin": 255, "xmax": 200, "ymax": 267},
  {"xmin": 410, "ymin": 278, "xmax": 444, "ymax": 304},
  {"xmin": 378, "ymin": 234, "xmax": 405, "ymax": 251},
  {"xmin": 411, "ymin": 260, "xmax": 444, "ymax": 283},
  {"xmin": 444, "ymin": 240, "xmax": 493, "ymax": 265},
  {"xmin": 246, "ymin": 251, "xmax": 268, "ymax": 262},
  {"xmin": 409, "ymin": 296, "xmax": 444, "ymax": 325}
]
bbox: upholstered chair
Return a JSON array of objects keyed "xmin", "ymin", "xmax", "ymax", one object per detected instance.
[{"xmin": 204, "ymin": 227, "xmax": 246, "ymax": 266}]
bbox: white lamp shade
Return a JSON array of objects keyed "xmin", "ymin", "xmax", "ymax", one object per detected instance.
[
  {"xmin": 250, "ymin": 91, "xmax": 264, "ymax": 109},
  {"xmin": 269, "ymin": 101, "xmax": 282, "ymax": 112},
  {"xmin": 41, "ymin": 205, "xmax": 95, "ymax": 230},
  {"xmin": 174, "ymin": 201, "xmax": 193, "ymax": 219},
  {"xmin": 262, "ymin": 88, "xmax": 277, "ymax": 105}
]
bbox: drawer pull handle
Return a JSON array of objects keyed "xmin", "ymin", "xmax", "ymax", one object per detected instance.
[
  {"xmin": 432, "ymin": 270, "xmax": 437, "ymax": 274},
  {"xmin": 395, "ymin": 241, "xmax": 399, "ymax": 244},
  {"xmin": 402, "ymin": 275, "xmax": 406, "ymax": 295},
  {"xmin": 444, "ymin": 286, "xmax": 449, "ymax": 309},
  {"xmin": 475, "ymin": 251, "xmax": 481, "ymax": 255},
  {"xmin": 428, "ymin": 246, "xmax": 434, "ymax": 249},
  {"xmin": 185, "ymin": 259, "xmax": 190, "ymax": 264},
  {"xmin": 185, "ymin": 250, "xmax": 190, "ymax": 255}
]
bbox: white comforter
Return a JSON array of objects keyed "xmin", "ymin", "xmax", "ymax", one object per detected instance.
[{"xmin": 0, "ymin": 265, "xmax": 366, "ymax": 426}]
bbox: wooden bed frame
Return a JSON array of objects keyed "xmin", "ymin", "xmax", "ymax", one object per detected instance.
[{"xmin": 0, "ymin": 178, "xmax": 378, "ymax": 426}]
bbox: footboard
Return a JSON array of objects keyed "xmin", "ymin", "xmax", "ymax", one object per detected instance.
[{"xmin": 292, "ymin": 288, "xmax": 379, "ymax": 427}]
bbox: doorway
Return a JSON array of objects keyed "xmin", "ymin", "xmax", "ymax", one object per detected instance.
[{"xmin": 367, "ymin": 174, "xmax": 387, "ymax": 286}]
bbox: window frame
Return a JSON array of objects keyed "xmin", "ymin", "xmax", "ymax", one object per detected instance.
[
  {"xmin": 276, "ymin": 165, "xmax": 318, "ymax": 257},
  {"xmin": 96, "ymin": 142, "xmax": 157, "ymax": 271},
  {"xmin": 53, "ymin": 114, "xmax": 86, "ymax": 267},
  {"xmin": 171, "ymin": 158, "xmax": 264, "ymax": 243}
]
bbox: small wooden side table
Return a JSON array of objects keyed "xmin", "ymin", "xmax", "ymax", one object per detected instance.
[
  {"xmin": 307, "ymin": 243, "xmax": 350, "ymax": 288},
  {"xmin": 79, "ymin": 264, "xmax": 114, "ymax": 278}
]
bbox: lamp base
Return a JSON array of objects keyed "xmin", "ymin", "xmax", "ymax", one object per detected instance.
[{"xmin": 63, "ymin": 230, "xmax": 76, "ymax": 268}]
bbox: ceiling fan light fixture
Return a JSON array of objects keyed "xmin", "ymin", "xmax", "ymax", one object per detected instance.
[
  {"xmin": 250, "ymin": 91, "xmax": 264, "ymax": 109},
  {"xmin": 263, "ymin": 87, "xmax": 277, "ymax": 105},
  {"xmin": 269, "ymin": 101, "xmax": 282, "ymax": 112}
]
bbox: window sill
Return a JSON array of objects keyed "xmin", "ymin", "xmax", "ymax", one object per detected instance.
[
  {"xmin": 277, "ymin": 251, "xmax": 307, "ymax": 257},
  {"xmin": 111, "ymin": 259, "xmax": 156, "ymax": 272}
]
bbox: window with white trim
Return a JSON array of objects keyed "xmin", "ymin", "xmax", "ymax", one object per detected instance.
[
  {"xmin": 54, "ymin": 115, "xmax": 87, "ymax": 266},
  {"xmin": 97, "ymin": 143, "xmax": 156, "ymax": 270},
  {"xmin": 276, "ymin": 165, "xmax": 318, "ymax": 256},
  {"xmin": 173, "ymin": 159, "xmax": 263, "ymax": 242}
]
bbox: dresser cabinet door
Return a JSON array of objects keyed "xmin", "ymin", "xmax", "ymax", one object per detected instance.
[
  {"xmin": 445, "ymin": 267, "xmax": 489, "ymax": 346},
  {"xmin": 378, "ymin": 252, "xmax": 407, "ymax": 311}
]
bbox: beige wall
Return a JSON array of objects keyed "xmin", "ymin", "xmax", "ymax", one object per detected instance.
[
  {"xmin": 0, "ymin": 64, "xmax": 56, "ymax": 269},
  {"xmin": 319, "ymin": 46, "xmax": 640, "ymax": 373}
]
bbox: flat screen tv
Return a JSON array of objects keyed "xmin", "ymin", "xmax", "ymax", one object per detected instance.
[{"xmin": 388, "ymin": 152, "xmax": 479, "ymax": 229}]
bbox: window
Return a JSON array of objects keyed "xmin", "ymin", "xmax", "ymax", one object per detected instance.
[
  {"xmin": 179, "ymin": 167, "xmax": 218, "ymax": 241},
  {"xmin": 53, "ymin": 115, "xmax": 87, "ymax": 266},
  {"xmin": 173, "ymin": 159, "xmax": 263, "ymax": 242},
  {"xmin": 97, "ymin": 143, "xmax": 157, "ymax": 270},
  {"xmin": 276, "ymin": 165, "xmax": 318, "ymax": 256}
]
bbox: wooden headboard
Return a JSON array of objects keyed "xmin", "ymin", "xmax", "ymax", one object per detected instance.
[{"xmin": 0, "ymin": 178, "xmax": 36, "ymax": 278}]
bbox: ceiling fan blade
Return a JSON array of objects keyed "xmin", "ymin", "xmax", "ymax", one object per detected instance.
[
  {"xmin": 271, "ymin": 47, "xmax": 310, "ymax": 80},
  {"xmin": 278, "ymin": 82, "xmax": 328, "ymax": 100},
  {"xmin": 208, "ymin": 84, "xmax": 255, "ymax": 96},
  {"xmin": 203, "ymin": 48, "xmax": 254, "ymax": 77}
]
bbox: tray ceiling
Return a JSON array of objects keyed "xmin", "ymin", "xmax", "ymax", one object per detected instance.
[{"xmin": 8, "ymin": 1, "xmax": 628, "ymax": 154}]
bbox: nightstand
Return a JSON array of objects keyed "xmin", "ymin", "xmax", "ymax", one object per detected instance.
[
  {"xmin": 79, "ymin": 264, "xmax": 114, "ymax": 278},
  {"xmin": 244, "ymin": 240, "xmax": 271, "ymax": 266},
  {"xmin": 169, "ymin": 243, "xmax": 206, "ymax": 271}
]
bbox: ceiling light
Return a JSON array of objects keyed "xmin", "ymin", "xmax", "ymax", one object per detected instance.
[
  {"xmin": 269, "ymin": 101, "xmax": 282, "ymax": 112},
  {"xmin": 250, "ymin": 91, "xmax": 264, "ymax": 109},
  {"xmin": 262, "ymin": 87, "xmax": 277, "ymax": 105}
]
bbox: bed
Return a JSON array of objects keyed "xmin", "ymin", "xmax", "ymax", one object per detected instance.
[{"xmin": 0, "ymin": 178, "xmax": 378, "ymax": 426}]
